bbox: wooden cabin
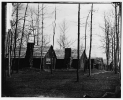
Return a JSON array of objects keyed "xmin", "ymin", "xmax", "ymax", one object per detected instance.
[{"xmin": 43, "ymin": 45, "xmax": 57, "ymax": 70}]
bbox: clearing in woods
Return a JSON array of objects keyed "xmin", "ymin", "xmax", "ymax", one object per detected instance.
[{"xmin": 4, "ymin": 68, "xmax": 120, "ymax": 97}]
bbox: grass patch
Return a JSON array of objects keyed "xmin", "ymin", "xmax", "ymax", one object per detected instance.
[{"xmin": 4, "ymin": 68, "xmax": 120, "ymax": 97}]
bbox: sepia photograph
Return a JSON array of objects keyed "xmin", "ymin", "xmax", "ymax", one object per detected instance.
[{"xmin": 1, "ymin": 1, "xmax": 121, "ymax": 98}]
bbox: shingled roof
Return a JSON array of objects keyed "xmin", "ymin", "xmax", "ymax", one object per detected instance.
[
  {"xmin": 8, "ymin": 45, "xmax": 83, "ymax": 59},
  {"xmin": 33, "ymin": 45, "xmax": 50, "ymax": 58},
  {"xmin": 9, "ymin": 45, "xmax": 50, "ymax": 58}
]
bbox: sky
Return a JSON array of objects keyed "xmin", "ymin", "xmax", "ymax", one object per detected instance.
[{"xmin": 6, "ymin": 2, "xmax": 115, "ymax": 59}]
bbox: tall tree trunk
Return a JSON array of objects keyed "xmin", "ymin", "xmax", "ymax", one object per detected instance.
[
  {"xmin": 104, "ymin": 14, "xmax": 109, "ymax": 71},
  {"xmin": 2, "ymin": 2, "xmax": 6, "ymax": 93},
  {"xmin": 37, "ymin": 3, "xmax": 39, "ymax": 45},
  {"xmin": 40, "ymin": 4, "xmax": 44, "ymax": 71},
  {"xmin": 8, "ymin": 29, "xmax": 12, "ymax": 77},
  {"xmin": 119, "ymin": 2, "xmax": 121, "ymax": 79},
  {"xmin": 53, "ymin": 6, "xmax": 56, "ymax": 48},
  {"xmin": 10, "ymin": 28, "xmax": 13, "ymax": 71},
  {"xmin": 77, "ymin": 3, "xmax": 80, "ymax": 82},
  {"xmin": 89, "ymin": 4, "xmax": 93, "ymax": 76},
  {"xmin": 117, "ymin": 5, "xmax": 120, "ymax": 66},
  {"xmin": 114, "ymin": 25, "xmax": 116, "ymax": 73},
  {"xmin": 107, "ymin": 22, "xmax": 110, "ymax": 70},
  {"xmin": 111, "ymin": 28, "xmax": 114, "ymax": 70},
  {"xmin": 85, "ymin": 10, "xmax": 91, "ymax": 53},
  {"xmin": 114, "ymin": 3, "xmax": 117, "ymax": 74},
  {"xmin": 53, "ymin": 6, "xmax": 56, "ymax": 70},
  {"xmin": 106, "ymin": 31, "xmax": 109, "ymax": 70},
  {"xmin": 18, "ymin": 3, "xmax": 28, "ymax": 72},
  {"xmin": 13, "ymin": 3, "xmax": 18, "ymax": 71}
]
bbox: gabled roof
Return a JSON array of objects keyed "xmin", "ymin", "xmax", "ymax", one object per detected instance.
[
  {"xmin": 33, "ymin": 45, "xmax": 50, "ymax": 58},
  {"xmin": 72, "ymin": 49, "xmax": 83, "ymax": 59},
  {"xmin": 9, "ymin": 45, "xmax": 50, "ymax": 58},
  {"xmin": 44, "ymin": 45, "xmax": 57, "ymax": 59},
  {"xmin": 8, "ymin": 45, "xmax": 83, "ymax": 59},
  {"xmin": 80, "ymin": 50, "xmax": 87, "ymax": 60},
  {"xmin": 55, "ymin": 49, "xmax": 83, "ymax": 59},
  {"xmin": 55, "ymin": 49, "xmax": 64, "ymax": 59}
]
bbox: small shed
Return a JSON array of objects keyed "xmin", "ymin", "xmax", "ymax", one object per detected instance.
[
  {"xmin": 80, "ymin": 50, "xmax": 87, "ymax": 70},
  {"xmin": 43, "ymin": 45, "xmax": 57, "ymax": 70}
]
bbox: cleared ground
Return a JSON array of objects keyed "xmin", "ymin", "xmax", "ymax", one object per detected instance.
[{"xmin": 4, "ymin": 68, "xmax": 120, "ymax": 98}]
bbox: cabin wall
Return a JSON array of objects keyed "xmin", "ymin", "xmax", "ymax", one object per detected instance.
[
  {"xmin": 5, "ymin": 58, "xmax": 105, "ymax": 71},
  {"xmin": 5, "ymin": 58, "xmax": 80, "ymax": 70}
]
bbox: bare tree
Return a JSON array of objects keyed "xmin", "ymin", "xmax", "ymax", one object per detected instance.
[
  {"xmin": 118, "ymin": 3, "xmax": 121, "ymax": 76},
  {"xmin": 99, "ymin": 13, "xmax": 113, "ymax": 70},
  {"xmin": 99, "ymin": 3, "xmax": 121, "ymax": 73},
  {"xmin": 114, "ymin": 3, "xmax": 117, "ymax": 74},
  {"xmin": 33, "ymin": 3, "xmax": 50, "ymax": 71},
  {"xmin": 57, "ymin": 19, "xmax": 72, "ymax": 50},
  {"xmin": 13, "ymin": 3, "xmax": 19, "ymax": 62},
  {"xmin": 8, "ymin": 3, "xmax": 24, "ymax": 73},
  {"xmin": 5, "ymin": 3, "xmax": 24, "ymax": 76},
  {"xmin": 39, "ymin": 4, "xmax": 50, "ymax": 71},
  {"xmin": 77, "ymin": 3, "xmax": 80, "ymax": 82},
  {"xmin": 5, "ymin": 29, "xmax": 12, "ymax": 77},
  {"xmin": 52, "ymin": 6, "xmax": 56, "ymax": 48},
  {"xmin": 18, "ymin": 3, "xmax": 29, "ymax": 72},
  {"xmin": 12, "ymin": 3, "xmax": 20, "ymax": 72},
  {"xmin": 7, "ymin": 29, "xmax": 12, "ymax": 77},
  {"xmin": 5, "ymin": 29, "xmax": 13, "ymax": 77},
  {"xmin": 114, "ymin": 3, "xmax": 121, "ymax": 74},
  {"xmin": 104, "ymin": 15, "xmax": 110, "ymax": 69},
  {"xmin": 40, "ymin": 4, "xmax": 44, "ymax": 71},
  {"xmin": 34, "ymin": 3, "xmax": 41, "ymax": 45},
  {"xmin": 116, "ymin": 2, "xmax": 122, "ymax": 83},
  {"xmin": 27, "ymin": 6, "xmax": 37, "ymax": 43},
  {"xmin": 100, "ymin": 3, "xmax": 121, "ymax": 74},
  {"xmin": 111, "ymin": 27, "xmax": 114, "ymax": 70},
  {"xmin": 108, "ymin": 3, "xmax": 121, "ymax": 74},
  {"xmin": 88, "ymin": 4, "xmax": 93, "ymax": 76},
  {"xmin": 85, "ymin": 10, "xmax": 91, "ymax": 53}
]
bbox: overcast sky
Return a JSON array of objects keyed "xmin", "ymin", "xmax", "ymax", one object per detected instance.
[{"xmin": 7, "ymin": 2, "xmax": 115, "ymax": 59}]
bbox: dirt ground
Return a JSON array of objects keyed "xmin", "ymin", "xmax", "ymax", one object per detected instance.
[{"xmin": 3, "ymin": 68, "xmax": 121, "ymax": 98}]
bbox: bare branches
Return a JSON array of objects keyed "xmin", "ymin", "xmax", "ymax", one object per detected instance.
[
  {"xmin": 57, "ymin": 19, "xmax": 72, "ymax": 49},
  {"xmin": 99, "ymin": 3, "xmax": 121, "ymax": 74},
  {"xmin": 18, "ymin": 3, "xmax": 29, "ymax": 72}
]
